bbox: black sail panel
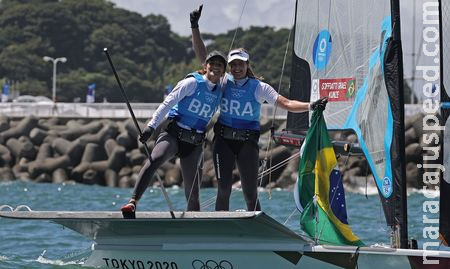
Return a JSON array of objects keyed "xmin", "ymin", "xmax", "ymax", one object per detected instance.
[
  {"xmin": 383, "ymin": 35, "xmax": 407, "ymax": 248},
  {"xmin": 286, "ymin": 0, "xmax": 311, "ymax": 131},
  {"xmin": 287, "ymin": 55, "xmax": 311, "ymax": 131}
]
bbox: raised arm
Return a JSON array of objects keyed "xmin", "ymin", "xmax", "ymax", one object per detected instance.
[{"xmin": 190, "ymin": 5, "xmax": 207, "ymax": 63}]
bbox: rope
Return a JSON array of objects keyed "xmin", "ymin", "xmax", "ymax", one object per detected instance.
[
  {"xmin": 299, "ymin": 230, "xmax": 359, "ymax": 246},
  {"xmin": 187, "ymin": 144, "xmax": 204, "ymax": 211},
  {"xmin": 197, "ymin": 76, "xmax": 228, "ymax": 211},
  {"xmin": 283, "ymin": 208, "xmax": 298, "ymax": 225},
  {"xmin": 201, "ymin": 150, "xmax": 300, "ymax": 209},
  {"xmin": 200, "ymin": 0, "xmax": 298, "ymax": 212},
  {"xmin": 364, "ymin": 159, "xmax": 369, "ymax": 199},
  {"xmin": 228, "ymin": 0, "xmax": 248, "ymax": 52},
  {"xmin": 255, "ymin": 7, "xmax": 296, "ymax": 210},
  {"xmin": 269, "ymin": 15, "xmax": 295, "ymax": 128},
  {"xmin": 200, "ymin": 192, "xmax": 217, "ymax": 210}
]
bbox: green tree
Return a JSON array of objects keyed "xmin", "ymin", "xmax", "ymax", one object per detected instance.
[{"xmin": 0, "ymin": 0, "xmax": 294, "ymax": 102}]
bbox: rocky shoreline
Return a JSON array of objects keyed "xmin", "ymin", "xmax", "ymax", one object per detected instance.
[{"xmin": 0, "ymin": 113, "xmax": 438, "ymax": 191}]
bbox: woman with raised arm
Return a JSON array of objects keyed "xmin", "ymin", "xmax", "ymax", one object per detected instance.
[
  {"xmin": 121, "ymin": 50, "xmax": 227, "ymax": 213},
  {"xmin": 190, "ymin": 6, "xmax": 328, "ymax": 211}
]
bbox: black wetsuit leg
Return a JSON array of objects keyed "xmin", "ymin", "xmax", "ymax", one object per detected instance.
[
  {"xmin": 213, "ymin": 136, "xmax": 236, "ymax": 211},
  {"xmin": 179, "ymin": 144, "xmax": 203, "ymax": 211},
  {"xmin": 236, "ymin": 140, "xmax": 261, "ymax": 211},
  {"xmin": 132, "ymin": 132, "xmax": 178, "ymax": 201}
]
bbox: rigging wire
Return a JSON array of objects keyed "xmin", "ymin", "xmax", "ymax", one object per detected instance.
[
  {"xmin": 199, "ymin": 0, "xmax": 296, "ymax": 211},
  {"xmin": 198, "ymin": 0, "xmax": 250, "ymax": 211},
  {"xmin": 201, "ymin": 151, "xmax": 301, "ymax": 210},
  {"xmin": 197, "ymin": 0, "xmax": 298, "ymax": 211},
  {"xmin": 228, "ymin": 0, "xmax": 248, "ymax": 52},
  {"xmin": 196, "ymin": 78, "xmax": 227, "ymax": 211},
  {"xmin": 283, "ymin": 208, "xmax": 299, "ymax": 225},
  {"xmin": 255, "ymin": 2, "xmax": 296, "ymax": 210},
  {"xmin": 186, "ymin": 143, "xmax": 205, "ymax": 211},
  {"xmin": 364, "ymin": 158, "xmax": 369, "ymax": 199}
]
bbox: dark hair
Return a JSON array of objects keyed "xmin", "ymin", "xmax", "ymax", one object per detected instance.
[{"xmin": 197, "ymin": 69, "xmax": 207, "ymax": 75}]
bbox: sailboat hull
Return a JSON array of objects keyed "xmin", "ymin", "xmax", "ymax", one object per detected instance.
[
  {"xmin": 85, "ymin": 248, "xmax": 450, "ymax": 269},
  {"xmin": 1, "ymin": 211, "xmax": 449, "ymax": 269},
  {"xmin": 86, "ymin": 249, "xmax": 331, "ymax": 269},
  {"xmin": 308, "ymin": 245, "xmax": 450, "ymax": 269}
]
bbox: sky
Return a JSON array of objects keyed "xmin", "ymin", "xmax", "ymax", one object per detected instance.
[
  {"xmin": 110, "ymin": 0, "xmax": 440, "ymax": 101},
  {"xmin": 110, "ymin": 0, "xmax": 295, "ymax": 36}
]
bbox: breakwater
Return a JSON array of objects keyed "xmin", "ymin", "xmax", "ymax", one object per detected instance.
[{"xmin": 0, "ymin": 113, "xmax": 437, "ymax": 190}]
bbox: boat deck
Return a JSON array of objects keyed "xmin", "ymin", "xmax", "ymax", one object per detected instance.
[{"xmin": 0, "ymin": 210, "xmax": 310, "ymax": 247}]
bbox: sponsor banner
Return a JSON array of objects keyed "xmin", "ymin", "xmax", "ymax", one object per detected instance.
[{"xmin": 319, "ymin": 78, "xmax": 356, "ymax": 101}]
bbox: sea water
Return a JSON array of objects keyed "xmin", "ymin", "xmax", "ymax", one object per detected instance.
[{"xmin": 0, "ymin": 180, "xmax": 444, "ymax": 268}]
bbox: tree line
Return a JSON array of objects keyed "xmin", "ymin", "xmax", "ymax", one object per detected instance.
[{"xmin": 0, "ymin": 0, "xmax": 293, "ymax": 103}]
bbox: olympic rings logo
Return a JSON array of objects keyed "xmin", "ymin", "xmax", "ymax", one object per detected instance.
[
  {"xmin": 231, "ymin": 92, "xmax": 242, "ymax": 98},
  {"xmin": 192, "ymin": 259, "xmax": 233, "ymax": 269},
  {"xmin": 205, "ymin": 93, "xmax": 217, "ymax": 103}
]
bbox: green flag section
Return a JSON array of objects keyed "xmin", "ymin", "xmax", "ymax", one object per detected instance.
[{"xmin": 296, "ymin": 109, "xmax": 363, "ymax": 246}]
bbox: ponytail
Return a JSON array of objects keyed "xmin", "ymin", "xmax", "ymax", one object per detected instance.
[{"xmin": 246, "ymin": 63, "xmax": 264, "ymax": 81}]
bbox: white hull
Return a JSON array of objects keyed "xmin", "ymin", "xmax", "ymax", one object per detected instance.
[
  {"xmin": 85, "ymin": 244, "xmax": 450, "ymax": 269},
  {"xmin": 1, "ymin": 211, "xmax": 449, "ymax": 269},
  {"xmin": 87, "ymin": 249, "xmax": 327, "ymax": 269}
]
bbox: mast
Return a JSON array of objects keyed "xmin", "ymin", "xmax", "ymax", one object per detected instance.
[
  {"xmin": 410, "ymin": 0, "xmax": 416, "ymax": 104},
  {"xmin": 389, "ymin": 0, "xmax": 408, "ymax": 249},
  {"xmin": 439, "ymin": 0, "xmax": 450, "ymax": 246}
]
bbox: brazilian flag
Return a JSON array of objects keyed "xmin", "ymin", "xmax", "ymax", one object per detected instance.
[{"xmin": 295, "ymin": 109, "xmax": 363, "ymax": 246}]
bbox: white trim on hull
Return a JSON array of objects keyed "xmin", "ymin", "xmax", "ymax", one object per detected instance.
[
  {"xmin": 86, "ymin": 249, "xmax": 336, "ymax": 269},
  {"xmin": 86, "ymin": 245, "xmax": 450, "ymax": 269},
  {"xmin": 1, "ymin": 211, "xmax": 449, "ymax": 269}
]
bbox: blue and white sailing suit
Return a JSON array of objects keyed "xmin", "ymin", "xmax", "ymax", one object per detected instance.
[
  {"xmin": 167, "ymin": 73, "xmax": 221, "ymax": 132},
  {"xmin": 213, "ymin": 74, "xmax": 279, "ymax": 211},
  {"xmin": 133, "ymin": 72, "xmax": 222, "ymax": 211}
]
